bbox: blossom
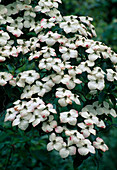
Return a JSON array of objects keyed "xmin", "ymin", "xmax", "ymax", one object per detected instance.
[
  {"xmin": 28, "ymin": 51, "xmax": 42, "ymax": 61},
  {"xmin": 79, "ymin": 110, "xmax": 99, "ymax": 125},
  {"xmin": 12, "ymin": 114, "xmax": 30, "ymax": 130},
  {"xmin": 7, "ymin": 26, "xmax": 23, "ymax": 37},
  {"xmin": 88, "ymin": 67, "xmax": 105, "ymax": 90},
  {"xmin": 4, "ymin": 108, "xmax": 18, "ymax": 122},
  {"xmin": 40, "ymin": 18, "xmax": 55, "ymax": 29},
  {"xmin": 6, "ymin": 2, "xmax": 19, "ymax": 16},
  {"xmin": 59, "ymin": 143, "xmax": 76, "ymax": 158},
  {"xmin": 47, "ymin": 133, "xmax": 63, "ymax": 151},
  {"xmin": 10, "ymin": 17, "xmax": 23, "ymax": 29},
  {"xmin": 60, "ymin": 109, "xmax": 78, "ymax": 125},
  {"xmin": 93, "ymin": 137, "xmax": 109, "ymax": 152},
  {"xmin": 56, "ymin": 88, "xmax": 81, "ymax": 106},
  {"xmin": 42, "ymin": 115, "xmax": 57, "ymax": 132},
  {"xmin": 23, "ymin": 16, "xmax": 35, "ymax": 28},
  {"xmin": 65, "ymin": 130, "xmax": 84, "ymax": 145},
  {"xmin": 16, "ymin": 70, "xmax": 40, "ymax": 87},
  {"xmin": 47, "ymin": 8, "xmax": 62, "ymax": 21},
  {"xmin": 78, "ymin": 61, "xmax": 94, "ymax": 73},
  {"xmin": 25, "ymin": 37, "xmax": 40, "ymax": 51},
  {"xmin": 60, "ymin": 20, "xmax": 78, "ymax": 33},
  {"xmin": 29, "ymin": 109, "xmax": 46, "ymax": 127},
  {"xmin": 41, "ymin": 46, "xmax": 56, "ymax": 58},
  {"xmin": 78, "ymin": 122, "xmax": 96, "ymax": 138},
  {"xmin": 106, "ymin": 69, "xmax": 117, "ymax": 82},
  {"xmin": 0, "ymin": 30, "xmax": 10, "ymax": 46},
  {"xmin": 59, "ymin": 46, "xmax": 78, "ymax": 61},
  {"xmin": 0, "ymin": 72, "xmax": 13, "ymax": 86},
  {"xmin": 77, "ymin": 139, "xmax": 95, "ymax": 155}
]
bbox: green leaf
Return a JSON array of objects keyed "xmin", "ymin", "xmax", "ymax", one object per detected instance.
[
  {"xmin": 109, "ymin": 94, "xmax": 116, "ymax": 106},
  {"xmin": 98, "ymin": 91, "xmax": 106, "ymax": 103},
  {"xmin": 15, "ymin": 61, "xmax": 36, "ymax": 74}
]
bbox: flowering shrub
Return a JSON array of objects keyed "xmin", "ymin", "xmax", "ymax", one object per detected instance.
[{"xmin": 0, "ymin": 0, "xmax": 117, "ymax": 168}]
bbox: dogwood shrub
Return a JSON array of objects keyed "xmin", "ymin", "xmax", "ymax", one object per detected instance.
[{"xmin": 0, "ymin": 0, "xmax": 117, "ymax": 168}]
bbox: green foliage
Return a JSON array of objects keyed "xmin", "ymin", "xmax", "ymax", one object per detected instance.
[{"xmin": 61, "ymin": 0, "xmax": 117, "ymax": 52}]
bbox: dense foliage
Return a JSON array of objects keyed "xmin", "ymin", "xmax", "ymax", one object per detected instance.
[
  {"xmin": 0, "ymin": 0, "xmax": 117, "ymax": 169},
  {"xmin": 62, "ymin": 0, "xmax": 117, "ymax": 52}
]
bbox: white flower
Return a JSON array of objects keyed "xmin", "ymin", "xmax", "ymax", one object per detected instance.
[
  {"xmin": 78, "ymin": 61, "xmax": 92, "ymax": 73},
  {"xmin": 60, "ymin": 20, "xmax": 78, "ymax": 33},
  {"xmin": 0, "ymin": 30, "xmax": 10, "ymax": 46},
  {"xmin": 10, "ymin": 17, "xmax": 23, "ymax": 29},
  {"xmin": 0, "ymin": 5, "xmax": 7, "ymax": 15},
  {"xmin": 30, "ymin": 22, "xmax": 42, "ymax": 34},
  {"xmin": 20, "ymin": 85, "xmax": 33, "ymax": 99},
  {"xmin": 16, "ymin": 70, "xmax": 40, "ymax": 87},
  {"xmin": 46, "ymin": 103, "xmax": 57, "ymax": 114},
  {"xmin": 7, "ymin": 26, "xmax": 23, "ymax": 37},
  {"xmin": 59, "ymin": 143, "xmax": 76, "ymax": 158},
  {"xmin": 9, "ymin": 78, "xmax": 17, "ymax": 86},
  {"xmin": 110, "ymin": 52, "xmax": 117, "ymax": 64},
  {"xmin": 56, "ymin": 88, "xmax": 73, "ymax": 106},
  {"xmin": 93, "ymin": 137, "xmax": 109, "ymax": 152},
  {"xmin": 52, "ymin": 58, "xmax": 62, "ymax": 73},
  {"xmin": 55, "ymin": 126, "xmax": 63, "ymax": 133},
  {"xmin": 12, "ymin": 114, "xmax": 29, "ymax": 130},
  {"xmin": 6, "ymin": 2, "xmax": 19, "ymax": 16},
  {"xmin": 77, "ymin": 139, "xmax": 95, "ymax": 155},
  {"xmin": 5, "ymin": 108, "xmax": 18, "ymax": 122},
  {"xmin": 79, "ymin": 16, "xmax": 93, "ymax": 26},
  {"xmin": 68, "ymin": 66, "xmax": 82, "ymax": 76},
  {"xmin": 58, "ymin": 97, "xmax": 72, "ymax": 107},
  {"xmin": 29, "ymin": 109, "xmax": 46, "ymax": 127},
  {"xmin": 76, "ymin": 37, "xmax": 94, "ymax": 48},
  {"xmin": 97, "ymin": 101, "xmax": 117, "ymax": 117},
  {"xmin": 47, "ymin": 133, "xmax": 63, "ymax": 151},
  {"xmin": 60, "ymin": 109, "xmax": 78, "ymax": 125},
  {"xmin": 42, "ymin": 31, "xmax": 59, "ymax": 46},
  {"xmin": 96, "ymin": 120, "xmax": 106, "ymax": 128},
  {"xmin": 56, "ymin": 88, "xmax": 80, "ymax": 106},
  {"xmin": 23, "ymin": 16, "xmax": 35, "ymax": 28},
  {"xmin": 47, "ymin": 8, "xmax": 62, "ymax": 21},
  {"xmin": 84, "ymin": 101, "xmax": 101, "ymax": 115},
  {"xmin": 43, "ymin": 80, "xmax": 55, "ymax": 92},
  {"xmin": 65, "ymin": 130, "xmax": 84, "ymax": 145},
  {"xmin": 40, "ymin": 18, "xmax": 55, "ymax": 29},
  {"xmin": 88, "ymin": 68, "xmax": 105, "ymax": 90},
  {"xmin": 88, "ymin": 52, "xmax": 100, "ymax": 61},
  {"xmin": 79, "ymin": 110, "xmax": 99, "ymax": 125},
  {"xmin": 42, "ymin": 115, "xmax": 57, "ymax": 132},
  {"xmin": 28, "ymin": 51, "xmax": 42, "ymax": 61},
  {"xmin": 0, "ymin": 72, "xmax": 13, "ymax": 86},
  {"xmin": 78, "ymin": 122, "xmax": 96, "ymax": 138},
  {"xmin": 33, "ymin": 82, "xmax": 45, "ymax": 97},
  {"xmin": 70, "ymin": 94, "xmax": 81, "ymax": 105},
  {"xmin": 106, "ymin": 69, "xmax": 117, "ymax": 82},
  {"xmin": 39, "ymin": 58, "xmax": 53, "ymax": 70},
  {"xmin": 24, "ymin": 10, "xmax": 36, "ymax": 18},
  {"xmin": 64, "ymin": 76, "xmax": 82, "ymax": 90},
  {"xmin": 25, "ymin": 37, "xmax": 40, "ymax": 50},
  {"xmin": 41, "ymin": 46, "xmax": 56, "ymax": 58},
  {"xmin": 59, "ymin": 46, "xmax": 78, "ymax": 61}
]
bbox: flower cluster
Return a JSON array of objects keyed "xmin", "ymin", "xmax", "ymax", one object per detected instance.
[{"xmin": 0, "ymin": 0, "xmax": 117, "ymax": 161}]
